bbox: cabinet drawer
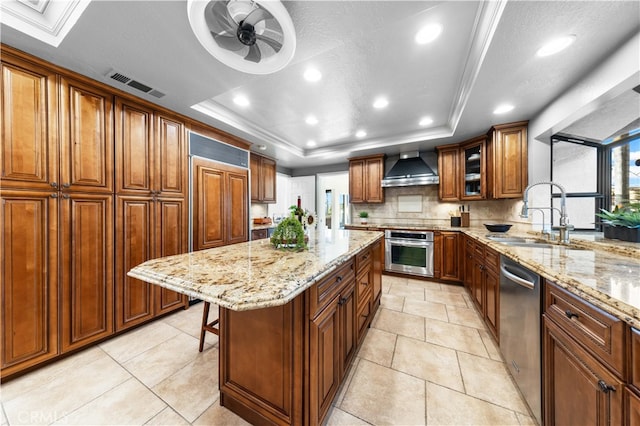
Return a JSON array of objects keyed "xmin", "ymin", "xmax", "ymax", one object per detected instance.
[
  {"xmin": 355, "ymin": 247, "xmax": 372, "ymax": 274},
  {"xmin": 473, "ymin": 241, "xmax": 484, "ymax": 257},
  {"xmin": 632, "ymin": 328, "xmax": 640, "ymax": 390},
  {"xmin": 484, "ymin": 247, "xmax": 499, "ymax": 272},
  {"xmin": 309, "ymin": 260, "xmax": 355, "ymax": 318},
  {"xmin": 544, "ymin": 282, "xmax": 626, "ymax": 377},
  {"xmin": 356, "ymin": 267, "xmax": 372, "ymax": 308}
]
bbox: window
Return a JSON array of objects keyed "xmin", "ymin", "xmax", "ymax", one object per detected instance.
[{"xmin": 551, "ymin": 131, "xmax": 640, "ymax": 230}]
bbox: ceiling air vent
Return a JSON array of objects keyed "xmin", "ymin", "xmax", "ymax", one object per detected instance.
[{"xmin": 105, "ymin": 69, "xmax": 166, "ymax": 98}]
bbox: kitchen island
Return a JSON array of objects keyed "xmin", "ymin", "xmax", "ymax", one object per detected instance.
[{"xmin": 129, "ymin": 228, "xmax": 384, "ymax": 425}]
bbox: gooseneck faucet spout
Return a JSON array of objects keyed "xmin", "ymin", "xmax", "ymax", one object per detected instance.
[{"xmin": 521, "ymin": 181, "xmax": 573, "ymax": 243}]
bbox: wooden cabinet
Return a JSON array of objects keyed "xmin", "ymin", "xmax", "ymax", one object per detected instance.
[
  {"xmin": 1, "ymin": 56, "xmax": 58, "ymax": 190},
  {"xmin": 436, "ymin": 145, "xmax": 459, "ymax": 201},
  {"xmin": 309, "ymin": 262, "xmax": 357, "ymax": 425},
  {"xmin": 60, "ymin": 194, "xmax": 114, "ymax": 351},
  {"xmin": 488, "ymin": 122, "xmax": 528, "ymax": 199},
  {"xmin": 349, "ymin": 154, "xmax": 384, "ymax": 203},
  {"xmin": 193, "ymin": 157, "xmax": 248, "ymax": 250},
  {"xmin": 114, "ymin": 100, "xmax": 187, "ymax": 331},
  {"xmin": 437, "ymin": 231, "xmax": 462, "ymax": 282},
  {"xmin": 628, "ymin": 387, "xmax": 640, "ymax": 426},
  {"xmin": 463, "ymin": 237, "xmax": 499, "ymax": 340},
  {"xmin": 543, "ymin": 315, "xmax": 624, "ymax": 426},
  {"xmin": 543, "ymin": 281, "xmax": 629, "ymax": 426},
  {"xmin": 250, "ymin": 153, "xmax": 276, "ymax": 203},
  {"xmin": 631, "ymin": 328, "xmax": 640, "ymax": 391},
  {"xmin": 1, "ymin": 190, "xmax": 59, "ymax": 376},
  {"xmin": 436, "ymin": 121, "xmax": 527, "ymax": 200}
]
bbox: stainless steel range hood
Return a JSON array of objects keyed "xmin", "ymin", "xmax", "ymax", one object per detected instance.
[{"xmin": 381, "ymin": 152, "xmax": 439, "ymax": 187}]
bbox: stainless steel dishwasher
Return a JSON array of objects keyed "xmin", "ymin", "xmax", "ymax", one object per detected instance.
[{"xmin": 499, "ymin": 255, "xmax": 542, "ymax": 425}]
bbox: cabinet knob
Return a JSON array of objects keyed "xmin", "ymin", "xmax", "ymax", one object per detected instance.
[
  {"xmin": 50, "ymin": 182, "xmax": 58, "ymax": 188},
  {"xmin": 338, "ymin": 296, "xmax": 348, "ymax": 306},
  {"xmin": 565, "ymin": 310, "xmax": 579, "ymax": 320},
  {"xmin": 62, "ymin": 183, "xmax": 70, "ymax": 188},
  {"xmin": 336, "ymin": 276, "xmax": 343, "ymax": 283},
  {"xmin": 50, "ymin": 193, "xmax": 58, "ymax": 198},
  {"xmin": 62, "ymin": 194, "xmax": 70, "ymax": 199},
  {"xmin": 597, "ymin": 380, "xmax": 615, "ymax": 393}
]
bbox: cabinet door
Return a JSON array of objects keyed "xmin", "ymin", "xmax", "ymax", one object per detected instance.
[
  {"xmin": 59, "ymin": 77, "xmax": 113, "ymax": 193},
  {"xmin": 250, "ymin": 154, "xmax": 261, "ymax": 202},
  {"xmin": 115, "ymin": 196, "xmax": 155, "ymax": 331},
  {"xmin": 227, "ymin": 171, "xmax": 248, "ymax": 245},
  {"xmin": 193, "ymin": 158, "xmax": 225, "ymax": 250},
  {"xmin": 349, "ymin": 159, "xmax": 365, "ymax": 203},
  {"xmin": 437, "ymin": 146, "xmax": 459, "ymax": 200},
  {"xmin": 1, "ymin": 59, "xmax": 58, "ymax": 190},
  {"xmin": 60, "ymin": 194, "xmax": 113, "ymax": 351},
  {"xmin": 309, "ymin": 298, "xmax": 341, "ymax": 425},
  {"xmin": 463, "ymin": 239, "xmax": 474, "ymax": 292},
  {"xmin": 440, "ymin": 232, "xmax": 461, "ymax": 281},
  {"xmin": 156, "ymin": 114, "xmax": 186, "ymax": 196},
  {"xmin": 632, "ymin": 328, "xmax": 640, "ymax": 390},
  {"xmin": 543, "ymin": 316, "xmax": 624, "ymax": 426},
  {"xmin": 491, "ymin": 123, "xmax": 527, "ymax": 198},
  {"xmin": 371, "ymin": 240, "xmax": 382, "ymax": 304},
  {"xmin": 365, "ymin": 157, "xmax": 383, "ymax": 203},
  {"xmin": 627, "ymin": 387, "xmax": 640, "ymax": 426},
  {"xmin": 471, "ymin": 258, "xmax": 484, "ymax": 312},
  {"xmin": 484, "ymin": 268, "xmax": 499, "ymax": 341},
  {"xmin": 261, "ymin": 156, "xmax": 276, "ymax": 203},
  {"xmin": 1, "ymin": 191, "xmax": 58, "ymax": 375},
  {"xmin": 340, "ymin": 283, "xmax": 357, "ymax": 375},
  {"xmin": 460, "ymin": 138, "xmax": 486, "ymax": 200},
  {"xmin": 154, "ymin": 198, "xmax": 187, "ymax": 314},
  {"xmin": 115, "ymin": 98, "xmax": 153, "ymax": 194}
]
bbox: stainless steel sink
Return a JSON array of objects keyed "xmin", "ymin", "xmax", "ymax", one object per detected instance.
[{"xmin": 486, "ymin": 235, "xmax": 586, "ymax": 250}]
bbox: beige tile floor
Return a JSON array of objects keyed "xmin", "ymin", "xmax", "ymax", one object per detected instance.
[{"xmin": 1, "ymin": 276, "xmax": 536, "ymax": 425}]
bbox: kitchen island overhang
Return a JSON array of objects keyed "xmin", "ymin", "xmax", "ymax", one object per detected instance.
[{"xmin": 128, "ymin": 228, "xmax": 384, "ymax": 425}]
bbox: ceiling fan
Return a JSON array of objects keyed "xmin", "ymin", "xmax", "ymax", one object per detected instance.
[{"xmin": 187, "ymin": 0, "xmax": 296, "ymax": 74}]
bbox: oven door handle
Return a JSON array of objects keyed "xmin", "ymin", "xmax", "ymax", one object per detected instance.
[{"xmin": 386, "ymin": 239, "xmax": 433, "ymax": 247}]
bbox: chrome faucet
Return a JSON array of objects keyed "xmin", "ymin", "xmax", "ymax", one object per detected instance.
[{"xmin": 521, "ymin": 181, "xmax": 574, "ymax": 243}]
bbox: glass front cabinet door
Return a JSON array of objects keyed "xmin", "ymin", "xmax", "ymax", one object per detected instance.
[{"xmin": 460, "ymin": 136, "xmax": 487, "ymax": 200}]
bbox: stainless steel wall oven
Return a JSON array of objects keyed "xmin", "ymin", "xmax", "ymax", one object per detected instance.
[{"xmin": 384, "ymin": 230, "xmax": 434, "ymax": 277}]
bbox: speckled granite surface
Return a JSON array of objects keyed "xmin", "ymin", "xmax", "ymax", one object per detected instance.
[
  {"xmin": 128, "ymin": 229, "xmax": 383, "ymax": 311},
  {"xmin": 348, "ymin": 223, "xmax": 640, "ymax": 328}
]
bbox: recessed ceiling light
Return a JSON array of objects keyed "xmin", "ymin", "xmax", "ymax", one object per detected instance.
[
  {"xmin": 356, "ymin": 130, "xmax": 367, "ymax": 138},
  {"xmin": 305, "ymin": 115, "xmax": 318, "ymax": 125},
  {"xmin": 306, "ymin": 140, "xmax": 317, "ymax": 147},
  {"xmin": 415, "ymin": 23, "xmax": 443, "ymax": 45},
  {"xmin": 373, "ymin": 97, "xmax": 389, "ymax": 109},
  {"xmin": 493, "ymin": 104, "xmax": 514, "ymax": 114},
  {"xmin": 303, "ymin": 68, "xmax": 322, "ymax": 82},
  {"xmin": 419, "ymin": 116, "xmax": 434, "ymax": 126},
  {"xmin": 536, "ymin": 35, "xmax": 576, "ymax": 57},
  {"xmin": 233, "ymin": 95, "xmax": 250, "ymax": 107}
]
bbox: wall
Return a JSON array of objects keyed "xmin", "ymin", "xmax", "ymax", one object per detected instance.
[{"xmin": 351, "ymin": 186, "xmax": 528, "ymax": 230}]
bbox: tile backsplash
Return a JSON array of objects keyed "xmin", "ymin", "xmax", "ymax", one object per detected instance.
[{"xmin": 350, "ymin": 186, "xmax": 530, "ymax": 230}]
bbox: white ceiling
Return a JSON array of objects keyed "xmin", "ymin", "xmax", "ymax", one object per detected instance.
[{"xmin": 2, "ymin": 0, "xmax": 639, "ymax": 169}]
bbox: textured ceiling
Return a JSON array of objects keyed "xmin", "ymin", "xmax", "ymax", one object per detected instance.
[{"xmin": 1, "ymin": 0, "xmax": 639, "ymax": 169}]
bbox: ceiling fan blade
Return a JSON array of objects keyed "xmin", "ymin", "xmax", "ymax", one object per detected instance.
[
  {"xmin": 256, "ymin": 34, "xmax": 282, "ymax": 52},
  {"xmin": 243, "ymin": 7, "xmax": 270, "ymax": 27},
  {"xmin": 208, "ymin": 1, "xmax": 237, "ymax": 33},
  {"xmin": 244, "ymin": 44, "xmax": 261, "ymax": 62},
  {"xmin": 212, "ymin": 33, "xmax": 245, "ymax": 51}
]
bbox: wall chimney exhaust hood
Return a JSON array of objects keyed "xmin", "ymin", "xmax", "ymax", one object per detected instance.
[{"xmin": 381, "ymin": 152, "xmax": 439, "ymax": 187}]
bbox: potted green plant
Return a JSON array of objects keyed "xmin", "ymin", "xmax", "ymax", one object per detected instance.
[
  {"xmin": 270, "ymin": 217, "xmax": 308, "ymax": 251},
  {"xmin": 359, "ymin": 211, "xmax": 369, "ymax": 225},
  {"xmin": 596, "ymin": 203, "xmax": 640, "ymax": 242}
]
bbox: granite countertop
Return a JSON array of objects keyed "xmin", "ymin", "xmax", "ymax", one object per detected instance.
[
  {"xmin": 128, "ymin": 229, "xmax": 383, "ymax": 311},
  {"xmin": 347, "ymin": 223, "xmax": 639, "ymax": 328}
]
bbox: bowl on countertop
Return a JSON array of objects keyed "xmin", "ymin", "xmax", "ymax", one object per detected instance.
[{"xmin": 484, "ymin": 224, "xmax": 512, "ymax": 233}]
